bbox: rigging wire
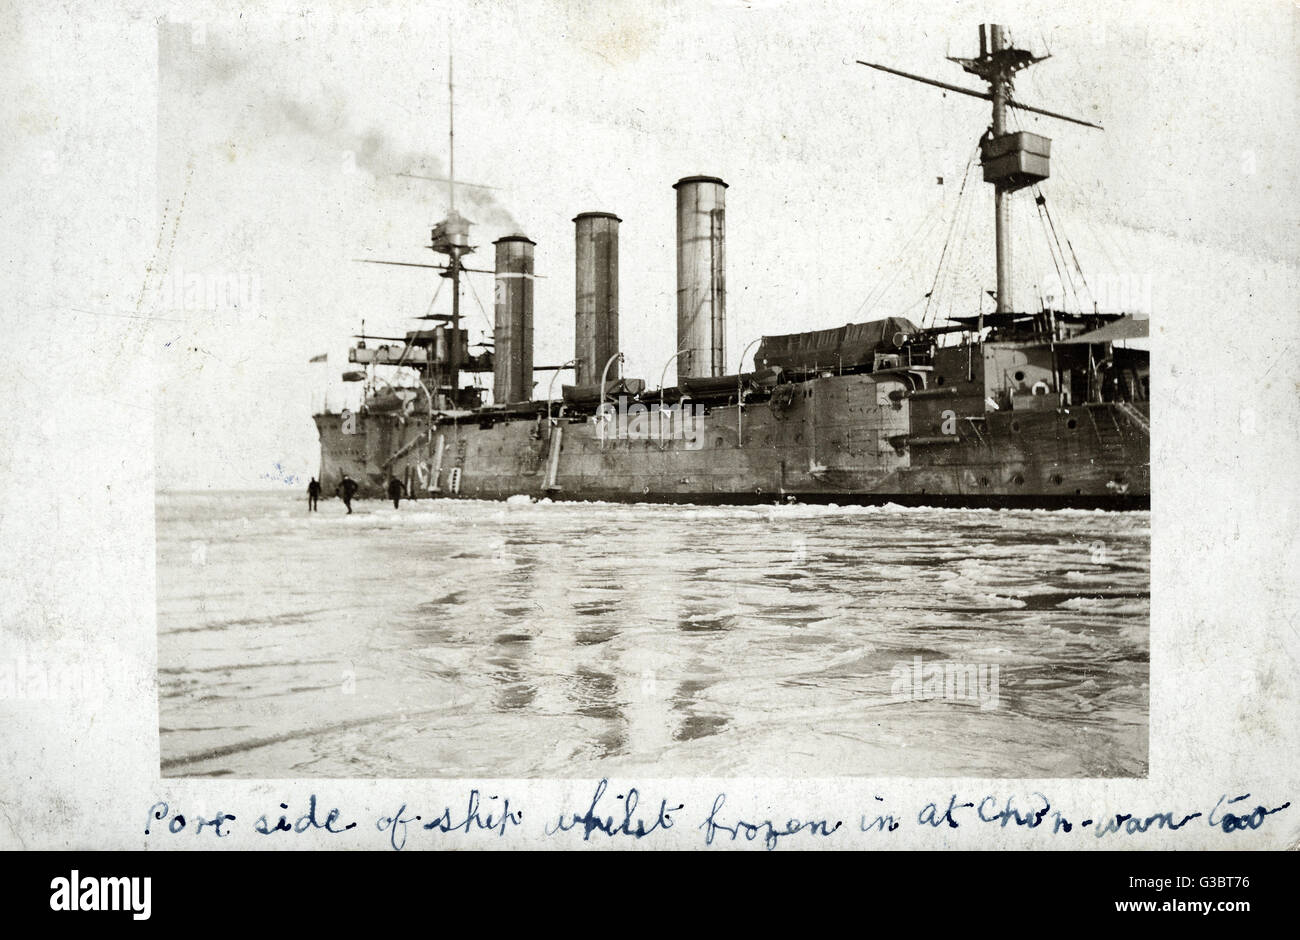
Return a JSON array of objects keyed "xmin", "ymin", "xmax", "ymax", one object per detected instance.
[
  {"xmin": 944, "ymin": 192, "xmax": 973, "ymax": 325},
  {"xmin": 1009, "ymin": 103, "xmax": 1097, "ymax": 312},
  {"xmin": 402, "ymin": 276, "xmax": 448, "ymax": 368},
  {"xmin": 858, "ymin": 210, "xmax": 945, "ymax": 320},
  {"xmin": 1009, "ymin": 107, "xmax": 1049, "ymax": 311},
  {"xmin": 852, "ymin": 198, "xmax": 946, "ymax": 321},
  {"xmin": 1063, "ymin": 162, "xmax": 1123, "ymax": 276},
  {"xmin": 1058, "ymin": 214, "xmax": 1094, "ymax": 308},
  {"xmin": 1035, "ymin": 179, "xmax": 1097, "ymax": 310},
  {"xmin": 1036, "ymin": 187, "xmax": 1087, "ymax": 309},
  {"xmin": 929, "ymin": 144, "xmax": 981, "ymax": 326},
  {"xmin": 922, "ymin": 143, "xmax": 980, "ymax": 328},
  {"xmin": 423, "ymin": 275, "xmax": 445, "ymax": 320},
  {"xmin": 384, "ymin": 276, "xmax": 448, "ymax": 371},
  {"xmin": 1037, "ymin": 128, "xmax": 1127, "ymax": 310},
  {"xmin": 1020, "ymin": 184, "xmax": 1046, "ymax": 310},
  {"xmin": 896, "ymin": 290, "xmax": 931, "ymax": 318},
  {"xmin": 1034, "ymin": 190, "xmax": 1075, "ymax": 310},
  {"xmin": 943, "ymin": 153, "xmax": 983, "ymax": 324},
  {"xmin": 1007, "ymin": 103, "xmax": 1051, "ymax": 310},
  {"xmin": 462, "ymin": 265, "xmax": 497, "ymax": 338}
]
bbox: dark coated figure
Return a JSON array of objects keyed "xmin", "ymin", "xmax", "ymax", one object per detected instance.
[{"xmin": 338, "ymin": 474, "xmax": 359, "ymax": 514}]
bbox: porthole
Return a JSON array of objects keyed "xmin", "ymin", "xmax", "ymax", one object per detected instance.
[
  {"xmin": 1011, "ymin": 421, "xmax": 1021, "ymax": 432},
  {"xmin": 1012, "ymin": 474, "xmax": 1025, "ymax": 485},
  {"xmin": 936, "ymin": 376, "xmax": 945, "ymax": 386},
  {"xmin": 1014, "ymin": 370, "xmax": 1026, "ymax": 382},
  {"xmin": 1051, "ymin": 473, "xmax": 1063, "ymax": 485},
  {"xmin": 1066, "ymin": 418, "xmax": 1078, "ymax": 430},
  {"xmin": 715, "ymin": 437, "xmax": 724, "ymax": 448}
]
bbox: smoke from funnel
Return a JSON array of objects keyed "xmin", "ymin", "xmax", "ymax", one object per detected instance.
[{"xmin": 158, "ymin": 22, "xmax": 519, "ymax": 228}]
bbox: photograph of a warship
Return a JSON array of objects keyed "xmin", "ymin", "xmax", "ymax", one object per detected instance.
[
  {"xmin": 314, "ymin": 23, "xmax": 1148, "ymax": 509},
  {"xmin": 157, "ymin": 11, "xmax": 1155, "ymax": 781}
]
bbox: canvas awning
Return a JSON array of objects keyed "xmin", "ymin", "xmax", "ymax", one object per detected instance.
[
  {"xmin": 1057, "ymin": 316, "xmax": 1150, "ymax": 344},
  {"xmin": 755, "ymin": 316, "xmax": 920, "ymax": 372}
]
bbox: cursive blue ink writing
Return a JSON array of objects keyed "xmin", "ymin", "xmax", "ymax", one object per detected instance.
[
  {"xmin": 546, "ymin": 779, "xmax": 682, "ymax": 840},
  {"xmin": 252, "ymin": 796, "xmax": 354, "ymax": 837},
  {"xmin": 423, "ymin": 789, "xmax": 522, "ymax": 837},
  {"xmin": 294, "ymin": 794, "xmax": 354, "ymax": 833},
  {"xmin": 918, "ymin": 794, "xmax": 974, "ymax": 829},
  {"xmin": 145, "ymin": 801, "xmax": 187, "ymax": 835},
  {"xmin": 256, "ymin": 803, "xmax": 293, "ymax": 834},
  {"xmin": 194, "ymin": 811, "xmax": 237, "ymax": 837},
  {"xmin": 977, "ymin": 793, "xmax": 1051, "ymax": 829},
  {"xmin": 700, "ymin": 793, "xmax": 841, "ymax": 851},
  {"xmin": 377, "ymin": 803, "xmax": 422, "ymax": 851},
  {"xmin": 1092, "ymin": 808, "xmax": 1202, "ymax": 838},
  {"xmin": 1208, "ymin": 793, "xmax": 1291, "ymax": 833},
  {"xmin": 862, "ymin": 796, "xmax": 900, "ymax": 832}
]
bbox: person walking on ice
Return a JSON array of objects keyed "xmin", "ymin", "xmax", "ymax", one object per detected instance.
[{"xmin": 337, "ymin": 474, "xmax": 359, "ymax": 514}]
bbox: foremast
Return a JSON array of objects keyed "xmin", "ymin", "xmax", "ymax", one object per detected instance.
[{"xmin": 427, "ymin": 41, "xmax": 470, "ymax": 409}]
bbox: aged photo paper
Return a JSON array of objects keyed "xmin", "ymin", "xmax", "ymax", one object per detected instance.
[{"xmin": 2, "ymin": 0, "xmax": 1297, "ymax": 851}]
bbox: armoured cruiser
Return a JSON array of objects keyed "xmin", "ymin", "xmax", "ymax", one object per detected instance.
[{"xmin": 313, "ymin": 25, "xmax": 1149, "ymax": 509}]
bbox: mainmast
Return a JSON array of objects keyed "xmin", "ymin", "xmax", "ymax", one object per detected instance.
[
  {"xmin": 858, "ymin": 24, "xmax": 1100, "ymax": 316},
  {"xmin": 951, "ymin": 25, "xmax": 1042, "ymax": 314}
]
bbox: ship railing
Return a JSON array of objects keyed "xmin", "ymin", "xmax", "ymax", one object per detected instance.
[
  {"xmin": 871, "ymin": 344, "xmax": 935, "ymax": 373},
  {"xmin": 660, "ymin": 394, "xmax": 692, "ymax": 449}
]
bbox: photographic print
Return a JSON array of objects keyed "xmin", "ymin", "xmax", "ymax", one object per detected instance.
[
  {"xmin": 153, "ymin": 6, "xmax": 1154, "ymax": 781},
  {"xmin": 4, "ymin": 0, "xmax": 1300, "ymax": 900}
]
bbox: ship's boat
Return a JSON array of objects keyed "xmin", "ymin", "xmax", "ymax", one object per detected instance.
[{"xmin": 561, "ymin": 378, "xmax": 646, "ymax": 407}]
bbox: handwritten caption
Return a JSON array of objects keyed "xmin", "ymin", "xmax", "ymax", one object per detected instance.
[{"xmin": 144, "ymin": 784, "xmax": 1290, "ymax": 851}]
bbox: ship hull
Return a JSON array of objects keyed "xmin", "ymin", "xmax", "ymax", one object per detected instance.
[
  {"xmin": 315, "ymin": 368, "xmax": 1148, "ymax": 510},
  {"xmin": 426, "ymin": 490, "xmax": 1147, "ymax": 510}
]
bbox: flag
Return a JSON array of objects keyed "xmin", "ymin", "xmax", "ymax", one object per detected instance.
[{"xmin": 309, "ymin": 353, "xmax": 327, "ymax": 363}]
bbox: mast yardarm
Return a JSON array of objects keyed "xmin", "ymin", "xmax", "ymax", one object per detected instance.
[{"xmin": 857, "ymin": 24, "xmax": 1101, "ymax": 315}]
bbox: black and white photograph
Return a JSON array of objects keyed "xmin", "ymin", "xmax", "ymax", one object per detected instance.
[
  {"xmin": 153, "ymin": 4, "xmax": 1153, "ymax": 780},
  {"xmin": 3, "ymin": 0, "xmax": 1299, "ymax": 870}
]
